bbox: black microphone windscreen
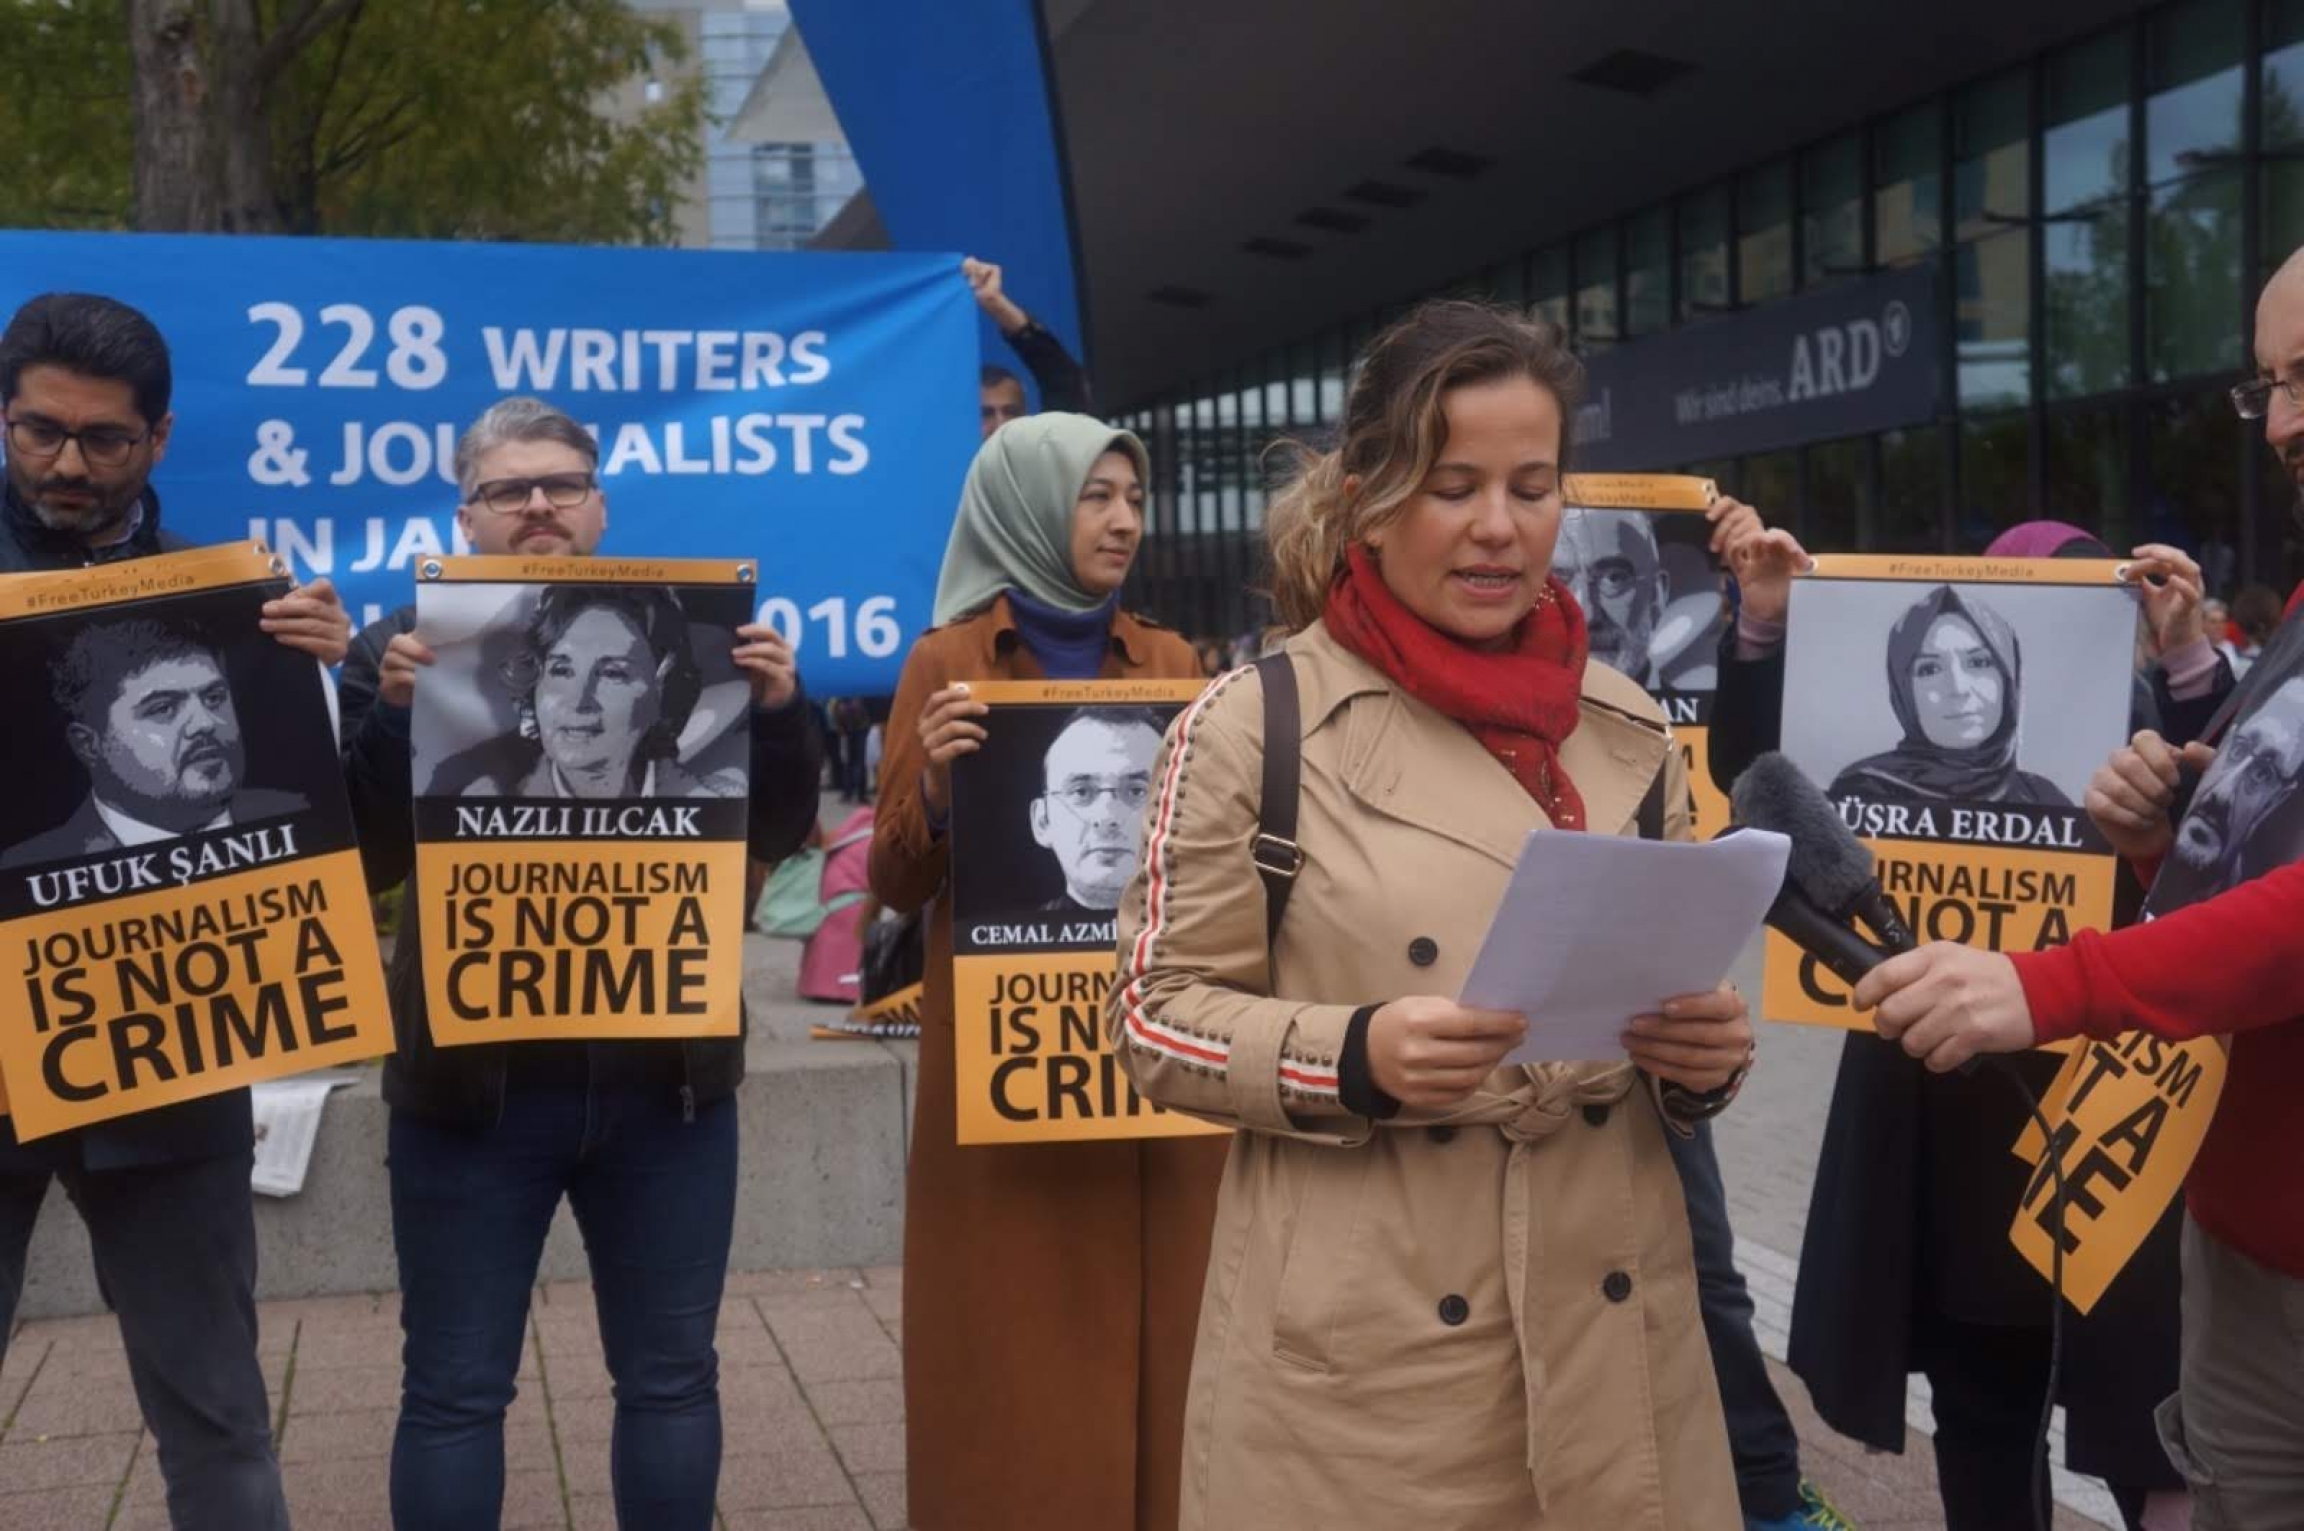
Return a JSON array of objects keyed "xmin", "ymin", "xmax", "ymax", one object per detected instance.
[{"xmin": 1731, "ymin": 752, "xmax": 1876, "ymax": 912}]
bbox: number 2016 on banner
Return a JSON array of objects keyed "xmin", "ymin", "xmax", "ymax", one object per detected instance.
[{"xmin": 757, "ymin": 596, "xmax": 901, "ymax": 660}]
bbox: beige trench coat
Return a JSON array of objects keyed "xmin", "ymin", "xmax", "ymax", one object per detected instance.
[{"xmin": 1106, "ymin": 621, "xmax": 1740, "ymax": 1531}]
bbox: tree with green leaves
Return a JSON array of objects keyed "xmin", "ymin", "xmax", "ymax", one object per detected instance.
[{"xmin": 0, "ymin": 0, "xmax": 706, "ymax": 243}]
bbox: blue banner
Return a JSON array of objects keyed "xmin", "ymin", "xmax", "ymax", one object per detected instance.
[{"xmin": 0, "ymin": 231, "xmax": 980, "ymax": 694}]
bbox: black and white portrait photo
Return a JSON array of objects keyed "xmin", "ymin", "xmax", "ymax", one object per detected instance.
[
  {"xmin": 413, "ymin": 579, "xmax": 755, "ymax": 803},
  {"xmin": 949, "ymin": 693, "xmax": 1192, "ymax": 953},
  {"xmin": 1782, "ymin": 576, "xmax": 2135, "ymax": 815},
  {"xmin": 0, "ymin": 592, "xmax": 338, "ymax": 875},
  {"xmin": 1554, "ymin": 505, "xmax": 1725, "ymax": 696},
  {"xmin": 2151, "ymin": 672, "xmax": 2304, "ymax": 913}
]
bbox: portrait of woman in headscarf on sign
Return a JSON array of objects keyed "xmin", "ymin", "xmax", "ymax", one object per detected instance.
[{"xmin": 1827, "ymin": 583, "xmax": 2071, "ymax": 806}]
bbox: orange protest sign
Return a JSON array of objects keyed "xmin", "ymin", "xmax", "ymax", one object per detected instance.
[
  {"xmin": 0, "ymin": 545, "xmax": 392, "ymax": 1140},
  {"xmin": 947, "ymin": 679, "xmax": 1224, "ymax": 1144},
  {"xmin": 2008, "ymin": 1032, "xmax": 2226, "ymax": 1313},
  {"xmin": 1558, "ymin": 474, "xmax": 1733, "ymax": 837},
  {"xmin": 410, "ymin": 559, "xmax": 758, "ymax": 1046},
  {"xmin": 1762, "ymin": 560, "xmax": 2137, "ymax": 1029}
]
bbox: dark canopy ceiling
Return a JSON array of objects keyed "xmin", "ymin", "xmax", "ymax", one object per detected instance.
[{"xmin": 1044, "ymin": 0, "xmax": 2155, "ymax": 407}]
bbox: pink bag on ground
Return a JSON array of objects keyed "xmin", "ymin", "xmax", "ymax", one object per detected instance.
[{"xmin": 798, "ymin": 806, "xmax": 875, "ymax": 1003}]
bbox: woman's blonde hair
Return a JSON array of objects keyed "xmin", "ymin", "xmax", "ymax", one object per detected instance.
[{"xmin": 1263, "ymin": 299, "xmax": 1584, "ymax": 631}]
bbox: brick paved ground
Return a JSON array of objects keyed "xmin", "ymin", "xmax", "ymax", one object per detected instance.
[{"xmin": 0, "ymin": 937, "xmax": 2131, "ymax": 1528}]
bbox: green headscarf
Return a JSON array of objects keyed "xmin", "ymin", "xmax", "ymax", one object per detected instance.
[{"xmin": 931, "ymin": 412, "xmax": 1151, "ymax": 625}]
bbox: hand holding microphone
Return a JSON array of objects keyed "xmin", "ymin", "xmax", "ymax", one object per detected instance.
[{"xmin": 1853, "ymin": 944, "xmax": 2038, "ymax": 1074}]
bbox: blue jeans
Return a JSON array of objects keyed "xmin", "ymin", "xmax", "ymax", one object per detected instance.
[{"xmin": 387, "ymin": 1064, "xmax": 737, "ymax": 1531}]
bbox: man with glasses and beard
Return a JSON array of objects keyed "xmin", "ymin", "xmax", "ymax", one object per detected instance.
[
  {"xmin": 1856, "ymin": 246, "xmax": 2304, "ymax": 1528},
  {"xmin": 338, "ymin": 395, "xmax": 822, "ymax": 1531},
  {"xmin": 1, "ymin": 618, "xmax": 306, "ymax": 869},
  {"xmin": 0, "ymin": 292, "xmax": 351, "ymax": 1531},
  {"xmin": 1026, "ymin": 707, "xmax": 1163, "ymax": 919}
]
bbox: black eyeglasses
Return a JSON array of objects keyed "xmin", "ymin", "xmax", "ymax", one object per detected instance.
[
  {"xmin": 468, "ymin": 473, "xmax": 598, "ymax": 516},
  {"xmin": 5, "ymin": 415, "xmax": 150, "ymax": 468},
  {"xmin": 2232, "ymin": 376, "xmax": 2304, "ymax": 420}
]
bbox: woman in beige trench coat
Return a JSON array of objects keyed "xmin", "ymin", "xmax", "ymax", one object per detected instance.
[{"xmin": 1108, "ymin": 300, "xmax": 1751, "ymax": 1530}]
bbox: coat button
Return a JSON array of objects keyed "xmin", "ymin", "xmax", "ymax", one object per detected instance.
[
  {"xmin": 1408, "ymin": 937, "xmax": 1439, "ymax": 967},
  {"xmin": 1602, "ymin": 1271, "xmax": 1633, "ymax": 1304},
  {"xmin": 1582, "ymin": 1104, "xmax": 1610, "ymax": 1127},
  {"xmin": 1438, "ymin": 1294, "xmax": 1470, "ymax": 1326},
  {"xmin": 1426, "ymin": 1125, "xmax": 1457, "ymax": 1144}
]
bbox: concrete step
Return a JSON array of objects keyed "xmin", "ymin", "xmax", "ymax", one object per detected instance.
[{"xmin": 15, "ymin": 932, "xmax": 917, "ymax": 1321}]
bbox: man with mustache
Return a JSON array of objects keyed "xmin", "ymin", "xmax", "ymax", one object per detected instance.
[
  {"xmin": 1553, "ymin": 506, "xmax": 1669, "ymax": 686},
  {"xmin": 1027, "ymin": 708, "xmax": 1163, "ymax": 917},
  {"xmin": 1857, "ymin": 246, "xmax": 2304, "ymax": 1528},
  {"xmin": 0, "ymin": 620, "xmax": 308, "ymax": 869},
  {"xmin": 0, "ymin": 292, "xmax": 351, "ymax": 1531},
  {"xmin": 2167, "ymin": 677, "xmax": 2304, "ymax": 895},
  {"xmin": 337, "ymin": 395, "xmax": 822, "ymax": 1529}
]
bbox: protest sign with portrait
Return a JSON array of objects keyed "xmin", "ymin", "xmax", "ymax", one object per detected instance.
[
  {"xmin": 411, "ymin": 556, "xmax": 756, "ymax": 1045},
  {"xmin": 1559, "ymin": 474, "xmax": 1730, "ymax": 834},
  {"xmin": 947, "ymin": 679, "xmax": 1223, "ymax": 1145},
  {"xmin": 1763, "ymin": 556, "xmax": 2137, "ymax": 1027},
  {"xmin": 0, "ymin": 543, "xmax": 391, "ymax": 1139}
]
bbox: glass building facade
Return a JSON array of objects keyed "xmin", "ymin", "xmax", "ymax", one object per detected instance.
[
  {"xmin": 1117, "ymin": 0, "xmax": 2304, "ymax": 641},
  {"xmin": 701, "ymin": 10, "xmax": 863, "ymax": 252}
]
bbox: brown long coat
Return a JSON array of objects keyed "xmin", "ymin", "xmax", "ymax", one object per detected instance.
[
  {"xmin": 1108, "ymin": 622, "xmax": 1740, "ymax": 1531},
  {"xmin": 870, "ymin": 596, "xmax": 1227, "ymax": 1531}
]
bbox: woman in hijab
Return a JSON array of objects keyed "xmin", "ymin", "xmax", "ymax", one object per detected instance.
[
  {"xmin": 1828, "ymin": 583, "xmax": 2069, "ymax": 806},
  {"xmin": 1712, "ymin": 514, "xmax": 2222, "ymax": 1531},
  {"xmin": 868, "ymin": 413, "xmax": 1225, "ymax": 1531}
]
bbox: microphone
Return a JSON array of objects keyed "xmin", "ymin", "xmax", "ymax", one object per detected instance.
[
  {"xmin": 1731, "ymin": 752, "xmax": 1914, "ymax": 952},
  {"xmin": 1730, "ymin": 752, "xmax": 1979, "ymax": 1075}
]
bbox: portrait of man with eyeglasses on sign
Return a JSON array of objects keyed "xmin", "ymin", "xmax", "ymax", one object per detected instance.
[{"xmin": 1027, "ymin": 706, "xmax": 1164, "ymax": 917}]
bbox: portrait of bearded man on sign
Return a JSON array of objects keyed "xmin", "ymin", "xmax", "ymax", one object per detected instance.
[{"xmin": 2, "ymin": 616, "xmax": 305, "ymax": 868}]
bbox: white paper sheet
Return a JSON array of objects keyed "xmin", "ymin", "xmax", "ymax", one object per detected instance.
[
  {"xmin": 249, "ymin": 1071, "xmax": 363, "ymax": 1197},
  {"xmin": 1459, "ymin": 829, "xmax": 1790, "ymax": 1064}
]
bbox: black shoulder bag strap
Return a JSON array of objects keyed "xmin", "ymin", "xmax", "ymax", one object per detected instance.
[
  {"xmin": 1251, "ymin": 653, "xmax": 1305, "ymax": 944},
  {"xmin": 1635, "ymin": 755, "xmax": 1670, "ymax": 842}
]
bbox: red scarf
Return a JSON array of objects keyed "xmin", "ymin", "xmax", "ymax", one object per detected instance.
[{"xmin": 1323, "ymin": 543, "xmax": 1590, "ymax": 829}]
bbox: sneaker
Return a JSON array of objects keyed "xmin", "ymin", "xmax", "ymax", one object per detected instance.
[{"xmin": 1744, "ymin": 1479, "xmax": 1856, "ymax": 1531}]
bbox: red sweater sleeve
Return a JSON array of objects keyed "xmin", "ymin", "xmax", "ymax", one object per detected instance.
[{"xmin": 2013, "ymin": 857, "xmax": 2304, "ymax": 1043}]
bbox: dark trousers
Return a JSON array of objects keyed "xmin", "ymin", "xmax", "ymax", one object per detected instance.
[
  {"xmin": 837, "ymin": 732, "xmax": 869, "ymax": 801},
  {"xmin": 0, "ymin": 1148, "xmax": 288, "ymax": 1531},
  {"xmin": 1670, "ymin": 1119, "xmax": 1804, "ymax": 1521},
  {"xmin": 387, "ymin": 1070, "xmax": 738, "ymax": 1531},
  {"xmin": 1922, "ymin": 1316, "xmax": 2153, "ymax": 1531}
]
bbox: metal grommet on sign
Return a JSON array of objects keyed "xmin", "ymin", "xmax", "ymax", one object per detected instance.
[
  {"xmin": 419, "ymin": 558, "xmax": 445, "ymax": 581},
  {"xmin": 2113, "ymin": 562, "xmax": 2135, "ymax": 584},
  {"xmin": 268, "ymin": 556, "xmax": 288, "ymax": 578},
  {"xmin": 737, "ymin": 563, "xmax": 756, "ymax": 584}
]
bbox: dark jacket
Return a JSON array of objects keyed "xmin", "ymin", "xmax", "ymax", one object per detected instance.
[
  {"xmin": 1708, "ymin": 624, "xmax": 2227, "ymax": 1480},
  {"xmin": 1009, "ymin": 321, "xmax": 1092, "ymax": 414},
  {"xmin": 339, "ymin": 603, "xmax": 823, "ymax": 1129},
  {"xmin": 0, "ymin": 485, "xmax": 259, "ymax": 1173}
]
